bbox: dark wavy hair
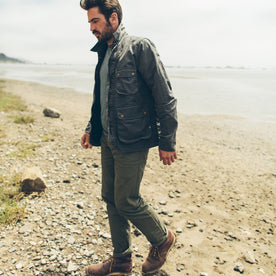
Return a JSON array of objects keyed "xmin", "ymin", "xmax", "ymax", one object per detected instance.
[{"xmin": 80, "ymin": 0, "xmax": 123, "ymax": 24}]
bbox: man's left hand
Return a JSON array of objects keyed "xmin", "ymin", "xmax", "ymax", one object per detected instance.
[{"xmin": 159, "ymin": 149, "xmax": 177, "ymax": 165}]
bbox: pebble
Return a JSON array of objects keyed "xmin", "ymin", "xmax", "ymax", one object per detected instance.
[
  {"xmin": 77, "ymin": 202, "xmax": 84, "ymax": 209},
  {"xmin": 177, "ymin": 264, "xmax": 185, "ymax": 271},
  {"xmin": 234, "ymin": 262, "xmax": 244, "ymax": 273},
  {"xmin": 99, "ymin": 232, "xmax": 111, "ymax": 239},
  {"xmin": 15, "ymin": 263, "xmax": 23, "ymax": 270},
  {"xmin": 1, "ymin": 109, "xmax": 274, "ymax": 276},
  {"xmin": 243, "ymin": 251, "xmax": 256, "ymax": 264},
  {"xmin": 67, "ymin": 261, "xmax": 78, "ymax": 272},
  {"xmin": 168, "ymin": 192, "xmax": 175, "ymax": 198},
  {"xmin": 9, "ymin": 247, "xmax": 16, "ymax": 253},
  {"xmin": 41, "ymin": 259, "xmax": 47, "ymax": 265},
  {"xmin": 186, "ymin": 220, "xmax": 197, "ymax": 229},
  {"xmin": 159, "ymin": 208, "xmax": 168, "ymax": 215},
  {"xmin": 259, "ymin": 268, "xmax": 265, "ymax": 274},
  {"xmin": 68, "ymin": 236, "xmax": 76, "ymax": 245}
]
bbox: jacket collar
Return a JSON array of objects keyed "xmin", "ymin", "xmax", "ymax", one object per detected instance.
[{"xmin": 90, "ymin": 24, "xmax": 126, "ymax": 53}]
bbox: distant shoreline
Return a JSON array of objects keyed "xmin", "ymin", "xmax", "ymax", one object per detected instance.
[
  {"xmin": 1, "ymin": 63, "xmax": 276, "ymax": 123},
  {"xmin": 2, "ymin": 60, "xmax": 275, "ymax": 70},
  {"xmin": 0, "ymin": 53, "xmax": 26, "ymax": 64}
]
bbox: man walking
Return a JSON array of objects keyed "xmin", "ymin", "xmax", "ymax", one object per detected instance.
[{"xmin": 80, "ymin": 1, "xmax": 178, "ymax": 275}]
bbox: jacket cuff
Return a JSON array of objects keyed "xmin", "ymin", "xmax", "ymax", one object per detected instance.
[
  {"xmin": 85, "ymin": 121, "xmax": 91, "ymax": 134},
  {"xmin": 159, "ymin": 137, "xmax": 176, "ymax": 152}
]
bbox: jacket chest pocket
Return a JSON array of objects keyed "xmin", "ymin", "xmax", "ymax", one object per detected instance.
[{"xmin": 115, "ymin": 70, "xmax": 138, "ymax": 95}]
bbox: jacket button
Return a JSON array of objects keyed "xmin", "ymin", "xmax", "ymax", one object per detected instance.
[
  {"xmin": 132, "ymin": 72, "xmax": 135, "ymax": 76},
  {"xmin": 120, "ymin": 114, "xmax": 124, "ymax": 118}
]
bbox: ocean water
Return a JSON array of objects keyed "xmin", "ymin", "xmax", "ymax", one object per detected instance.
[{"xmin": 0, "ymin": 63, "xmax": 275, "ymax": 122}]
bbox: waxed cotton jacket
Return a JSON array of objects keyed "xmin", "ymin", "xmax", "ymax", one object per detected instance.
[{"xmin": 85, "ymin": 24, "xmax": 178, "ymax": 153}]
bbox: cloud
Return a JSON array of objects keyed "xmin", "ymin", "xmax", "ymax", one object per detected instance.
[
  {"xmin": 0, "ymin": 0, "xmax": 275, "ymax": 66},
  {"xmin": 120, "ymin": 0, "xmax": 276, "ymax": 67},
  {"xmin": 0, "ymin": 0, "xmax": 92, "ymax": 63}
]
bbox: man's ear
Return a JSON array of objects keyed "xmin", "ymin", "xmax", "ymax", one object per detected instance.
[{"xmin": 109, "ymin": 12, "xmax": 119, "ymax": 29}]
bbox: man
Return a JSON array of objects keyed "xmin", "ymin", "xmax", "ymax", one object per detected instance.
[{"xmin": 80, "ymin": 0, "xmax": 178, "ymax": 275}]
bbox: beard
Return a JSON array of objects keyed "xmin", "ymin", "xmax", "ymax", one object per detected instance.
[{"xmin": 93, "ymin": 22, "xmax": 114, "ymax": 42}]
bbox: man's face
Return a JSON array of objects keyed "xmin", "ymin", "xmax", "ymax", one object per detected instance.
[{"xmin": 87, "ymin": 7, "xmax": 114, "ymax": 43}]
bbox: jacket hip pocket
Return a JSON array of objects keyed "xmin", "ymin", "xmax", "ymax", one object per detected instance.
[{"xmin": 117, "ymin": 107, "xmax": 152, "ymax": 144}]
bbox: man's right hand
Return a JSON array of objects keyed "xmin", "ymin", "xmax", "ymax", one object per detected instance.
[{"xmin": 81, "ymin": 133, "xmax": 93, "ymax": 149}]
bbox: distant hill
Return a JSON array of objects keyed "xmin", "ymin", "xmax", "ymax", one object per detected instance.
[{"xmin": 0, "ymin": 53, "xmax": 25, "ymax": 63}]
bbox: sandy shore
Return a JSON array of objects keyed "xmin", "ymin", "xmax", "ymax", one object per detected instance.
[{"xmin": 0, "ymin": 78, "xmax": 275, "ymax": 275}]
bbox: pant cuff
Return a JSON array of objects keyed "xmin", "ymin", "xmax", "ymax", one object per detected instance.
[{"xmin": 113, "ymin": 247, "xmax": 133, "ymax": 258}]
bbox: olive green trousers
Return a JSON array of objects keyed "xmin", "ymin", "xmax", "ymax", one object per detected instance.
[{"xmin": 101, "ymin": 135, "xmax": 167, "ymax": 257}]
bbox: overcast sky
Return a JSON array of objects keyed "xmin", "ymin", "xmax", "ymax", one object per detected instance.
[{"xmin": 1, "ymin": 0, "xmax": 275, "ymax": 67}]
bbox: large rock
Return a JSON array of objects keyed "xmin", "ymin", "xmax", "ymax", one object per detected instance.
[
  {"xmin": 43, "ymin": 107, "xmax": 61, "ymax": 118},
  {"xmin": 21, "ymin": 167, "xmax": 47, "ymax": 193}
]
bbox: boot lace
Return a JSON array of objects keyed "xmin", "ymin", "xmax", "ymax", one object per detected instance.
[{"xmin": 148, "ymin": 246, "xmax": 161, "ymax": 260}]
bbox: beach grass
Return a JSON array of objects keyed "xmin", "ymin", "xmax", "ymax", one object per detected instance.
[
  {"xmin": 0, "ymin": 173, "xmax": 25, "ymax": 225},
  {"xmin": 0, "ymin": 84, "xmax": 26, "ymax": 112},
  {"xmin": 0, "ymin": 125, "xmax": 5, "ymax": 145},
  {"xmin": 0, "ymin": 80, "xmax": 33, "ymax": 224},
  {"xmin": 13, "ymin": 115, "xmax": 35, "ymax": 124},
  {"xmin": 7, "ymin": 142, "xmax": 39, "ymax": 159},
  {"xmin": 42, "ymin": 134, "xmax": 55, "ymax": 142}
]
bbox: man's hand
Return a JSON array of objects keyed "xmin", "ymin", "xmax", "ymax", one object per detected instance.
[
  {"xmin": 159, "ymin": 149, "xmax": 177, "ymax": 165},
  {"xmin": 81, "ymin": 133, "xmax": 93, "ymax": 149}
]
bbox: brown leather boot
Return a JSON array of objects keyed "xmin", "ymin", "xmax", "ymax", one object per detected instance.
[
  {"xmin": 142, "ymin": 230, "xmax": 175, "ymax": 274},
  {"xmin": 85, "ymin": 253, "xmax": 132, "ymax": 276}
]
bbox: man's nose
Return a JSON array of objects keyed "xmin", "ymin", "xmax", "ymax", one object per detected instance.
[{"xmin": 90, "ymin": 23, "xmax": 95, "ymax": 32}]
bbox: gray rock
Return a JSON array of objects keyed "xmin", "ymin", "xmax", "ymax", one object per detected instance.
[{"xmin": 43, "ymin": 107, "xmax": 61, "ymax": 118}]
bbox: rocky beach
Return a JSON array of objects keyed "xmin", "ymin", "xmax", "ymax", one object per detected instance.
[{"xmin": 0, "ymin": 78, "xmax": 275, "ymax": 275}]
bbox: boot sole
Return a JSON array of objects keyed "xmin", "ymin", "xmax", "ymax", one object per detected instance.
[
  {"xmin": 142, "ymin": 231, "xmax": 176, "ymax": 274},
  {"xmin": 85, "ymin": 268, "xmax": 132, "ymax": 276},
  {"xmin": 107, "ymin": 273, "xmax": 132, "ymax": 276}
]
